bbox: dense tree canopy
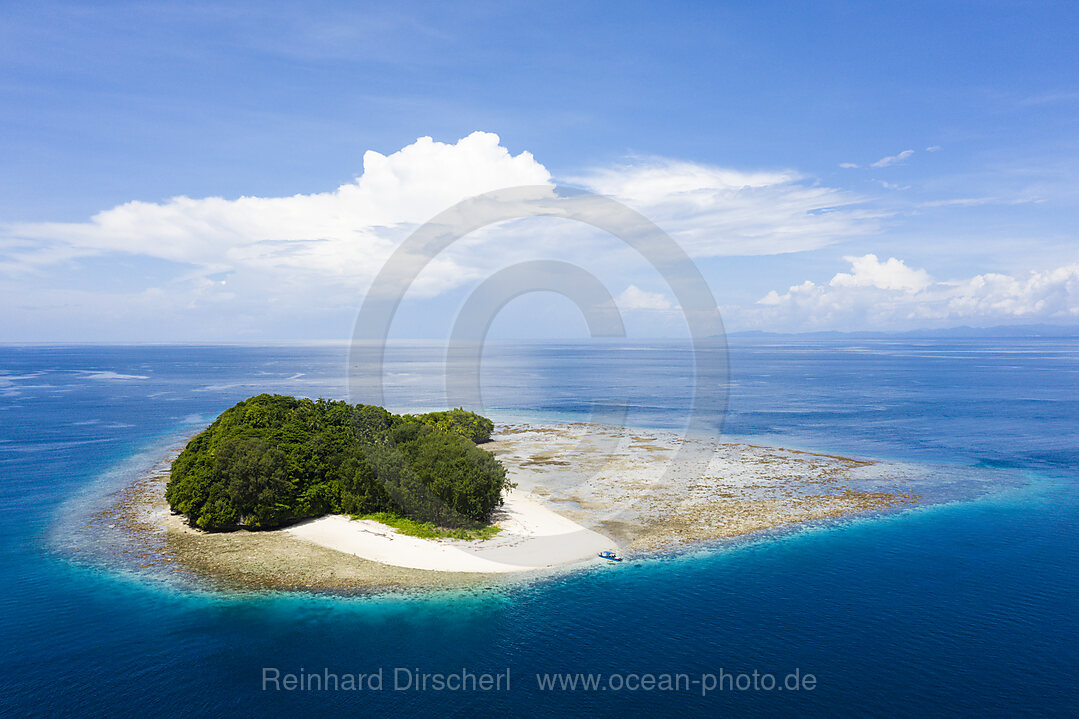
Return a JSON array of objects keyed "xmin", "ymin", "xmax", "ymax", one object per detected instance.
[{"xmin": 165, "ymin": 395, "xmax": 511, "ymax": 531}]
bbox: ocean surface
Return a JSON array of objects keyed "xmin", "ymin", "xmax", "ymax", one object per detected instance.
[{"xmin": 0, "ymin": 339, "xmax": 1077, "ymax": 716}]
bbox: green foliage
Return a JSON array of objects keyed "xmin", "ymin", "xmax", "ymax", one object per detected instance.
[
  {"xmin": 165, "ymin": 394, "xmax": 512, "ymax": 531},
  {"xmin": 352, "ymin": 404, "xmax": 394, "ymax": 445},
  {"xmin": 407, "ymin": 408, "xmax": 495, "ymax": 444},
  {"xmin": 217, "ymin": 435, "xmax": 291, "ymax": 527},
  {"xmin": 393, "ymin": 425, "xmax": 508, "ymax": 523},
  {"xmin": 352, "ymin": 512, "xmax": 503, "ymax": 541}
]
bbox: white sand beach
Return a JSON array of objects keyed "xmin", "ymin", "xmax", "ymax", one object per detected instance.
[{"xmin": 285, "ymin": 489, "xmax": 617, "ymax": 573}]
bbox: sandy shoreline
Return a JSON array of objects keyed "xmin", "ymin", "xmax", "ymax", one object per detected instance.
[
  {"xmin": 104, "ymin": 422, "xmax": 921, "ymax": 593},
  {"xmin": 285, "ymin": 490, "xmax": 616, "ymax": 573}
]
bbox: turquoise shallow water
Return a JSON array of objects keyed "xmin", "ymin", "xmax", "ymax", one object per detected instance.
[{"xmin": 1, "ymin": 340, "xmax": 1077, "ymax": 716}]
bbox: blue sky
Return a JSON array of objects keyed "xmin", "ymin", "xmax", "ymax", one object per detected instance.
[{"xmin": 2, "ymin": 1, "xmax": 1078, "ymax": 340}]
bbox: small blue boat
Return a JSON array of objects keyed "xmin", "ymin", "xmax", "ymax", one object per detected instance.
[{"xmin": 598, "ymin": 551, "xmax": 623, "ymax": 562}]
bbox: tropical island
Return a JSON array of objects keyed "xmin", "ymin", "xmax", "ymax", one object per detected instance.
[{"xmin": 97, "ymin": 394, "xmax": 939, "ymax": 592}]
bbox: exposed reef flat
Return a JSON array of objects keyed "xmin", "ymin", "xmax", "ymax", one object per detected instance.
[{"xmin": 486, "ymin": 423, "xmax": 919, "ymax": 551}]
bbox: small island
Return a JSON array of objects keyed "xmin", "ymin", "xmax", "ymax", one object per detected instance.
[
  {"xmin": 101, "ymin": 395, "xmax": 929, "ymax": 593},
  {"xmin": 147, "ymin": 395, "xmax": 617, "ymax": 588}
]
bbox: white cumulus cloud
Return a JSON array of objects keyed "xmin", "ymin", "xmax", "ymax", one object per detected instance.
[
  {"xmin": 2, "ymin": 131, "xmax": 551, "ymax": 279},
  {"xmin": 829, "ymin": 254, "xmax": 931, "ymax": 292}
]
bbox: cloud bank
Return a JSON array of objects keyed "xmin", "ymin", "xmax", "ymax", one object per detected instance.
[
  {"xmin": 0, "ymin": 132, "xmax": 884, "ymax": 338},
  {"xmin": 3, "ymin": 132, "xmax": 1075, "ymax": 339},
  {"xmin": 744, "ymin": 254, "xmax": 1079, "ymax": 332},
  {"xmin": 3, "ymin": 134, "xmax": 877, "ymax": 278}
]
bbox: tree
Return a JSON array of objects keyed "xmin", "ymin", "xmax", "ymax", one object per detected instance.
[
  {"xmin": 408, "ymin": 408, "xmax": 495, "ymax": 443},
  {"xmin": 217, "ymin": 436, "xmax": 291, "ymax": 527}
]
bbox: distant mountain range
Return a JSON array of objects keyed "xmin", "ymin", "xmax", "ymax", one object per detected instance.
[{"xmin": 727, "ymin": 324, "xmax": 1079, "ymax": 339}]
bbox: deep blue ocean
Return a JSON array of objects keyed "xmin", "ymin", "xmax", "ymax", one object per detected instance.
[{"xmin": 1, "ymin": 339, "xmax": 1077, "ymax": 717}]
